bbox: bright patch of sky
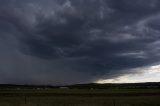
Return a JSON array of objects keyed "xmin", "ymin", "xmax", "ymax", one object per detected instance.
[{"xmin": 97, "ymin": 64, "xmax": 160, "ymax": 83}]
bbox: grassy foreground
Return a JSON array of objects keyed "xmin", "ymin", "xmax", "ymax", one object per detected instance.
[{"xmin": 0, "ymin": 88, "xmax": 160, "ymax": 106}]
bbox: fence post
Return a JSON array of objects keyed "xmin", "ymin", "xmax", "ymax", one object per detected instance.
[
  {"xmin": 113, "ymin": 99, "xmax": 116, "ymax": 106},
  {"xmin": 24, "ymin": 96, "xmax": 27, "ymax": 104}
]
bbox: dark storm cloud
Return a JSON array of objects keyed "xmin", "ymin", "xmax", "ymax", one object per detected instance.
[{"xmin": 1, "ymin": 0, "xmax": 160, "ymax": 84}]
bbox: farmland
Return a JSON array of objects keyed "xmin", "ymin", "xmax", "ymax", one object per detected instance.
[{"xmin": 0, "ymin": 83, "xmax": 160, "ymax": 106}]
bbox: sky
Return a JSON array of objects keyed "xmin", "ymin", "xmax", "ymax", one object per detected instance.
[{"xmin": 0, "ymin": 0, "xmax": 160, "ymax": 85}]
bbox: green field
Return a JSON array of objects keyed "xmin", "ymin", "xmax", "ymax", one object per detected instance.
[{"xmin": 0, "ymin": 88, "xmax": 160, "ymax": 106}]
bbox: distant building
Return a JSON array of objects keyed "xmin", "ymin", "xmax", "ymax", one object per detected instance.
[
  {"xmin": 60, "ymin": 87, "xmax": 69, "ymax": 89},
  {"xmin": 37, "ymin": 88, "xmax": 41, "ymax": 90},
  {"xmin": 16, "ymin": 88, "xmax": 20, "ymax": 90},
  {"xmin": 90, "ymin": 88, "xmax": 94, "ymax": 90}
]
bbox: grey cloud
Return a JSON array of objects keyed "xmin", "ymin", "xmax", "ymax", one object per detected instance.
[{"xmin": 0, "ymin": 0, "xmax": 160, "ymax": 84}]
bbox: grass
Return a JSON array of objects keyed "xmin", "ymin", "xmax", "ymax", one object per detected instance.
[{"xmin": 0, "ymin": 88, "xmax": 159, "ymax": 106}]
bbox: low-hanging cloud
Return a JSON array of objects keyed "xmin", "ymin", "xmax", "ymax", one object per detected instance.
[{"xmin": 0, "ymin": 0, "xmax": 160, "ymax": 85}]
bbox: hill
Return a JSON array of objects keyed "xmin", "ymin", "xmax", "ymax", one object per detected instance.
[{"xmin": 0, "ymin": 82, "xmax": 160, "ymax": 89}]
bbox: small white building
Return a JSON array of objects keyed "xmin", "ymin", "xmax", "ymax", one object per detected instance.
[{"xmin": 60, "ymin": 87, "xmax": 69, "ymax": 89}]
